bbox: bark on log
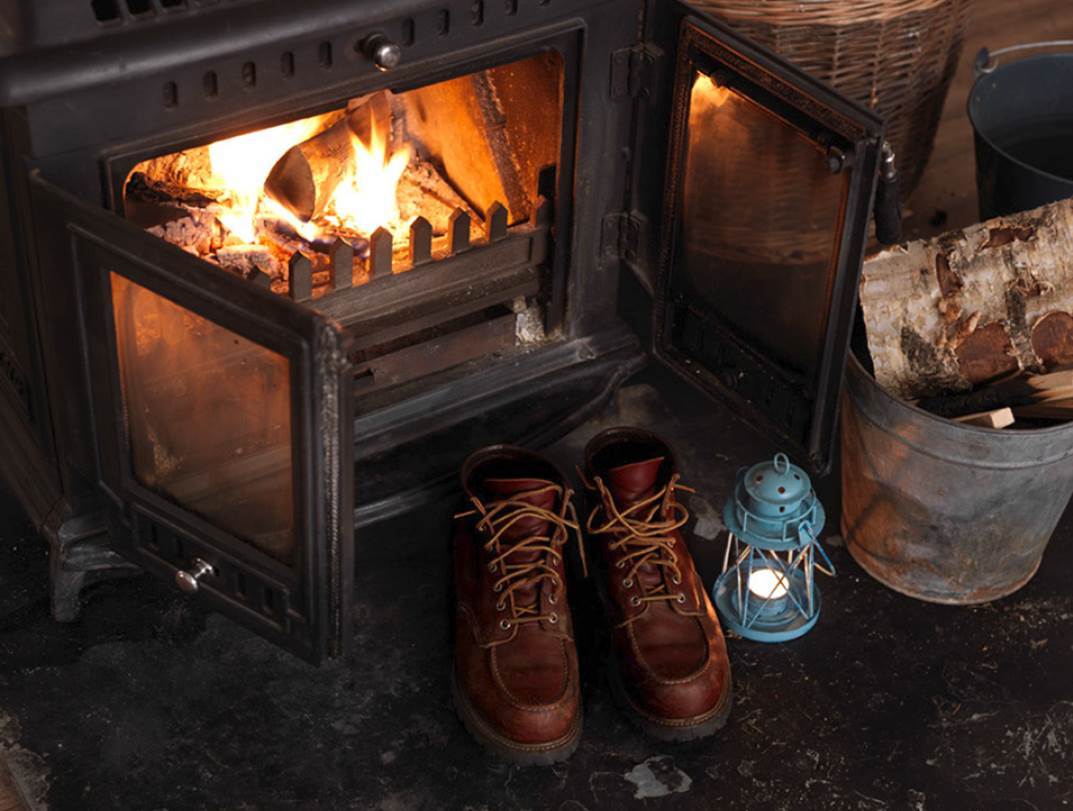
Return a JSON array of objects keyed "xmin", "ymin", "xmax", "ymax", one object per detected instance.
[
  {"xmin": 859, "ymin": 197, "xmax": 1073, "ymax": 400},
  {"xmin": 146, "ymin": 210, "xmax": 225, "ymax": 256},
  {"xmin": 215, "ymin": 245, "xmax": 285, "ymax": 281},
  {"xmin": 125, "ymin": 171, "xmax": 227, "ymax": 229},
  {"xmin": 264, "ymin": 93, "xmax": 390, "ymax": 222}
]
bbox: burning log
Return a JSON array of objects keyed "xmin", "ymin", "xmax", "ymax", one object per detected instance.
[
  {"xmin": 215, "ymin": 244, "xmax": 285, "ymax": 281},
  {"xmin": 256, "ymin": 214, "xmax": 368, "ymax": 259},
  {"xmin": 146, "ymin": 210, "xmax": 225, "ymax": 256},
  {"xmin": 125, "ymin": 171, "xmax": 228, "ymax": 230},
  {"xmin": 859, "ymin": 197, "xmax": 1073, "ymax": 400},
  {"xmin": 264, "ymin": 93, "xmax": 391, "ymax": 222}
]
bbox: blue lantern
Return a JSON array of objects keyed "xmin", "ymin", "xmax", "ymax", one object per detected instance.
[{"xmin": 712, "ymin": 453, "xmax": 834, "ymax": 642}]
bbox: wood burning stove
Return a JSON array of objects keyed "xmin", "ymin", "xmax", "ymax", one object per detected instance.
[{"xmin": 0, "ymin": 0, "xmax": 883, "ymax": 662}]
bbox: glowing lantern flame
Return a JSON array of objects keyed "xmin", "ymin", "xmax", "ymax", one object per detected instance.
[
  {"xmin": 207, "ymin": 115, "xmax": 328, "ymax": 242},
  {"xmin": 330, "ymin": 115, "xmax": 412, "ymax": 235}
]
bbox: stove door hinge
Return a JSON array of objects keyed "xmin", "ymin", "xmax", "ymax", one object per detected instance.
[
  {"xmin": 610, "ymin": 46, "xmax": 657, "ymax": 99},
  {"xmin": 601, "ymin": 211, "xmax": 645, "ymax": 264}
]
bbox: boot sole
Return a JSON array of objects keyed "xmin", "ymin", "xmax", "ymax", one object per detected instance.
[
  {"xmin": 592, "ymin": 569, "xmax": 733, "ymax": 742},
  {"xmin": 450, "ymin": 668, "xmax": 582, "ymax": 766},
  {"xmin": 607, "ymin": 653, "xmax": 733, "ymax": 742}
]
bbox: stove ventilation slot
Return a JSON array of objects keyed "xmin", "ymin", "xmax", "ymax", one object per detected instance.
[{"xmin": 92, "ymin": 0, "xmax": 250, "ymax": 24}]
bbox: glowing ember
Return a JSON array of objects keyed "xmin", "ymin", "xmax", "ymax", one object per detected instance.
[
  {"xmin": 328, "ymin": 114, "xmax": 412, "ymax": 235},
  {"xmin": 206, "ymin": 115, "xmax": 329, "ymax": 242}
]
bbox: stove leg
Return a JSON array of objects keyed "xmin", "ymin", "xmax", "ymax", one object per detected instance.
[{"xmin": 42, "ymin": 507, "xmax": 141, "ymax": 622}]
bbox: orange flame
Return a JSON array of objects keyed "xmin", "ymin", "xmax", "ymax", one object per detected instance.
[
  {"xmin": 206, "ymin": 115, "xmax": 329, "ymax": 242},
  {"xmin": 205, "ymin": 110, "xmax": 410, "ymax": 244},
  {"xmin": 329, "ymin": 115, "xmax": 412, "ymax": 235}
]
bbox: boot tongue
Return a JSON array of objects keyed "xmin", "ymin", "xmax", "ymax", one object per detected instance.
[
  {"xmin": 606, "ymin": 457, "xmax": 668, "ymax": 593},
  {"xmin": 607, "ymin": 457, "xmax": 666, "ymax": 506},
  {"xmin": 481, "ymin": 478, "xmax": 559, "ymax": 614},
  {"xmin": 482, "ymin": 478, "xmax": 557, "ymax": 540}
]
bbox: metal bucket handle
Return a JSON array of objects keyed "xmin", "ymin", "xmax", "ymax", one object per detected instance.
[{"xmin": 975, "ymin": 40, "xmax": 1073, "ymax": 77}]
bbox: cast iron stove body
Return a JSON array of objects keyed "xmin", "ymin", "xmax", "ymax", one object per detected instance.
[{"xmin": 0, "ymin": 0, "xmax": 882, "ymax": 662}]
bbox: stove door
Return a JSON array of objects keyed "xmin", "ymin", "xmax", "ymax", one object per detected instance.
[
  {"xmin": 29, "ymin": 173, "xmax": 353, "ymax": 664},
  {"xmin": 646, "ymin": 6, "xmax": 883, "ymax": 472}
]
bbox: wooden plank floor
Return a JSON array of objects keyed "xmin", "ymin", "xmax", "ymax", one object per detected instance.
[{"xmin": 904, "ymin": 0, "xmax": 1073, "ymax": 240}]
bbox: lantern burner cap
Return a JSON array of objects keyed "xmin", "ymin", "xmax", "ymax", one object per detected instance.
[
  {"xmin": 742, "ymin": 453, "xmax": 811, "ymax": 514},
  {"xmin": 725, "ymin": 453, "xmax": 824, "ymax": 549}
]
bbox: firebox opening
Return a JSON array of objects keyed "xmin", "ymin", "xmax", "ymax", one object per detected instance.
[{"xmin": 123, "ymin": 50, "xmax": 564, "ymax": 387}]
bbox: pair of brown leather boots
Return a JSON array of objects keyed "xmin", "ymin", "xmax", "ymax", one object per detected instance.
[{"xmin": 451, "ymin": 427, "xmax": 732, "ymax": 765}]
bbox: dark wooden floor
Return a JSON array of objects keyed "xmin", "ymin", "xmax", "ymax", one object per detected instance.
[{"xmin": 904, "ymin": 0, "xmax": 1073, "ymax": 239}]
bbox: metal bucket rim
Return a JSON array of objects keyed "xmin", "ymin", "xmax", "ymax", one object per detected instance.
[
  {"xmin": 967, "ymin": 53, "xmax": 1073, "ymax": 188},
  {"xmin": 846, "ymin": 353, "xmax": 1073, "ymax": 467}
]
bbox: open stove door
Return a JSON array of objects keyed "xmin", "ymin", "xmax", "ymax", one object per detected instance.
[
  {"xmin": 29, "ymin": 173, "xmax": 354, "ymax": 664},
  {"xmin": 643, "ymin": 5, "xmax": 884, "ymax": 473}
]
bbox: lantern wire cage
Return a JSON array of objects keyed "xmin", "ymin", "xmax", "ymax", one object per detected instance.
[
  {"xmin": 712, "ymin": 454, "xmax": 835, "ymax": 642},
  {"xmin": 717, "ymin": 527, "xmax": 836, "ymax": 642}
]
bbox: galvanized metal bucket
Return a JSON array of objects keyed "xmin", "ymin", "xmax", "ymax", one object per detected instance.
[
  {"xmin": 969, "ymin": 42, "xmax": 1073, "ymax": 219},
  {"xmin": 840, "ymin": 354, "xmax": 1073, "ymax": 604}
]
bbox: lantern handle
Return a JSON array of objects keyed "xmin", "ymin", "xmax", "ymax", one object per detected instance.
[{"xmin": 773, "ymin": 453, "xmax": 791, "ymax": 475}]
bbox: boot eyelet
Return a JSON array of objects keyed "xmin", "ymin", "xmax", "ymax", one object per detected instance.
[
  {"xmin": 671, "ymin": 574, "xmax": 682, "ymax": 585},
  {"xmin": 622, "ymin": 578, "xmax": 633, "ymax": 588},
  {"xmin": 548, "ymin": 612, "xmax": 558, "ymax": 624},
  {"xmin": 676, "ymin": 593, "xmax": 687, "ymax": 604},
  {"xmin": 500, "ymin": 619, "xmax": 512, "ymax": 630},
  {"xmin": 548, "ymin": 593, "xmax": 558, "ymax": 606},
  {"xmin": 629, "ymin": 596, "xmax": 642, "ymax": 607},
  {"xmin": 488, "ymin": 562, "xmax": 496, "ymax": 573},
  {"xmin": 493, "ymin": 583, "xmax": 503, "ymax": 592},
  {"xmin": 496, "ymin": 601, "xmax": 505, "ymax": 612},
  {"xmin": 616, "ymin": 561, "xmax": 625, "ymax": 570}
]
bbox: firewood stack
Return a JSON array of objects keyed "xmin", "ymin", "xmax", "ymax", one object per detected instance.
[{"xmin": 859, "ymin": 197, "xmax": 1073, "ymax": 429}]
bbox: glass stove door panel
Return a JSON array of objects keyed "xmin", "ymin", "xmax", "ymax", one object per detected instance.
[
  {"xmin": 29, "ymin": 172, "xmax": 353, "ymax": 664},
  {"xmin": 653, "ymin": 13, "xmax": 883, "ymax": 471},
  {"xmin": 679, "ymin": 73, "xmax": 850, "ymax": 378},
  {"xmin": 110, "ymin": 274, "xmax": 297, "ymax": 565}
]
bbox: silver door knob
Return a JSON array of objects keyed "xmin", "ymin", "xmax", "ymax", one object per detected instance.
[
  {"xmin": 175, "ymin": 558, "xmax": 214, "ymax": 594},
  {"xmin": 364, "ymin": 35, "xmax": 402, "ymax": 71}
]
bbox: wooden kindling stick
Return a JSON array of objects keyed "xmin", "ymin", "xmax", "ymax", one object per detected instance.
[{"xmin": 953, "ymin": 407, "xmax": 1015, "ymax": 429}]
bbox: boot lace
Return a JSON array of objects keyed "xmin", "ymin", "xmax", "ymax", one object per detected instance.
[
  {"xmin": 582, "ymin": 472, "xmax": 695, "ymax": 614},
  {"xmin": 456, "ymin": 484, "xmax": 586, "ymax": 632}
]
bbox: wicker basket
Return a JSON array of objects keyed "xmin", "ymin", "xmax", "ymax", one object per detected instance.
[{"xmin": 692, "ymin": 0, "xmax": 972, "ymax": 201}]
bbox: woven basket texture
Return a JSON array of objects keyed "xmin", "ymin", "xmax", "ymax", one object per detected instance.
[{"xmin": 692, "ymin": 0, "xmax": 972, "ymax": 201}]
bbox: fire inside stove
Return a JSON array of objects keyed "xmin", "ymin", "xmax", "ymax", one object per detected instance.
[
  {"xmin": 109, "ymin": 53, "xmax": 563, "ymax": 558},
  {"xmin": 125, "ymin": 52, "xmax": 563, "ymax": 300}
]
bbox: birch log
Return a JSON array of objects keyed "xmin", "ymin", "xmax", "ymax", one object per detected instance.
[{"xmin": 860, "ymin": 197, "xmax": 1073, "ymax": 400}]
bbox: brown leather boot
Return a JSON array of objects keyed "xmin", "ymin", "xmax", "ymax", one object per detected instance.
[
  {"xmin": 581, "ymin": 427, "xmax": 732, "ymax": 741},
  {"xmin": 451, "ymin": 445, "xmax": 584, "ymax": 764}
]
